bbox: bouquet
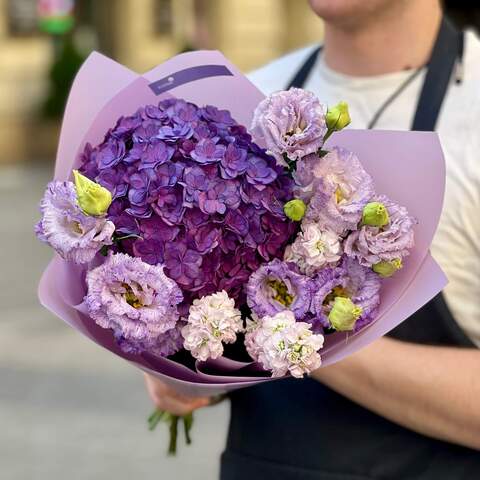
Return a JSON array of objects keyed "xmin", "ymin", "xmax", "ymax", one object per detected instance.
[{"xmin": 36, "ymin": 51, "xmax": 447, "ymax": 454}]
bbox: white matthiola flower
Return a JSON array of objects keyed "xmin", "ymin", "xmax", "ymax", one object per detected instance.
[
  {"xmin": 245, "ymin": 310, "xmax": 324, "ymax": 378},
  {"xmin": 285, "ymin": 221, "xmax": 342, "ymax": 275},
  {"xmin": 181, "ymin": 291, "xmax": 243, "ymax": 361}
]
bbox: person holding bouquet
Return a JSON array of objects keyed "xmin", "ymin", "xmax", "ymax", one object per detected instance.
[{"xmin": 145, "ymin": 0, "xmax": 480, "ymax": 478}]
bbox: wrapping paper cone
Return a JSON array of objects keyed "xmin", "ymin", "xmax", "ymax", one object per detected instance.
[{"xmin": 38, "ymin": 50, "xmax": 447, "ymax": 396}]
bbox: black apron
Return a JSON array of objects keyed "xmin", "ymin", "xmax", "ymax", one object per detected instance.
[{"xmin": 221, "ymin": 17, "xmax": 479, "ymax": 480}]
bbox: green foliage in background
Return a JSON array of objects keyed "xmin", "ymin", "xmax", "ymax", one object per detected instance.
[{"xmin": 42, "ymin": 36, "xmax": 86, "ymax": 119}]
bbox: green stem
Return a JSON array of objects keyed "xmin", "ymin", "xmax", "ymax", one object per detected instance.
[
  {"xmin": 114, "ymin": 233, "xmax": 142, "ymax": 242},
  {"xmin": 168, "ymin": 415, "xmax": 179, "ymax": 455},
  {"xmin": 148, "ymin": 409, "xmax": 194, "ymax": 455},
  {"xmin": 148, "ymin": 409, "xmax": 165, "ymax": 431},
  {"xmin": 183, "ymin": 412, "xmax": 194, "ymax": 445},
  {"xmin": 323, "ymin": 127, "xmax": 335, "ymax": 143}
]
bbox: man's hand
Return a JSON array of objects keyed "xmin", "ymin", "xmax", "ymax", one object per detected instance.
[{"xmin": 144, "ymin": 373, "xmax": 211, "ymax": 416}]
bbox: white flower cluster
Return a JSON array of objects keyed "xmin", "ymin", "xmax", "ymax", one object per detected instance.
[
  {"xmin": 284, "ymin": 221, "xmax": 342, "ymax": 275},
  {"xmin": 245, "ymin": 311, "xmax": 324, "ymax": 378},
  {"xmin": 181, "ymin": 290, "xmax": 243, "ymax": 361}
]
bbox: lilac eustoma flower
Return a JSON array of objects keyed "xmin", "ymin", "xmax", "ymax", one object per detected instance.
[
  {"xmin": 85, "ymin": 252, "xmax": 183, "ymax": 354},
  {"xmin": 246, "ymin": 258, "xmax": 313, "ymax": 320},
  {"xmin": 251, "ymin": 87, "xmax": 327, "ymax": 164},
  {"xmin": 299, "ymin": 147, "xmax": 375, "ymax": 234},
  {"xmin": 115, "ymin": 321, "xmax": 185, "ymax": 357},
  {"xmin": 310, "ymin": 257, "xmax": 380, "ymax": 332},
  {"xmin": 344, "ymin": 194, "xmax": 416, "ymax": 267},
  {"xmin": 35, "ymin": 181, "xmax": 114, "ymax": 264}
]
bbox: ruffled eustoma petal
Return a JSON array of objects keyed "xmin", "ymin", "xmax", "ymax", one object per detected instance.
[
  {"xmin": 35, "ymin": 181, "xmax": 114, "ymax": 264},
  {"xmin": 251, "ymin": 88, "xmax": 327, "ymax": 165},
  {"xmin": 295, "ymin": 147, "xmax": 375, "ymax": 234},
  {"xmin": 344, "ymin": 194, "xmax": 416, "ymax": 268},
  {"xmin": 115, "ymin": 321, "xmax": 185, "ymax": 357},
  {"xmin": 246, "ymin": 259, "xmax": 313, "ymax": 320},
  {"xmin": 311, "ymin": 257, "xmax": 380, "ymax": 332},
  {"xmin": 84, "ymin": 252, "xmax": 183, "ymax": 355},
  {"xmin": 245, "ymin": 311, "xmax": 324, "ymax": 378}
]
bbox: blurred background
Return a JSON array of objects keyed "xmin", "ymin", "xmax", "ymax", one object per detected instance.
[{"xmin": 0, "ymin": 1, "xmax": 478, "ymax": 479}]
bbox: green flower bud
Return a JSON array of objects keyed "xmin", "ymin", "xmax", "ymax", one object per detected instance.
[
  {"xmin": 326, "ymin": 101, "xmax": 351, "ymax": 132},
  {"xmin": 73, "ymin": 170, "xmax": 112, "ymax": 216},
  {"xmin": 328, "ymin": 297, "xmax": 362, "ymax": 331},
  {"xmin": 284, "ymin": 199, "xmax": 306, "ymax": 222},
  {"xmin": 362, "ymin": 202, "xmax": 389, "ymax": 227},
  {"xmin": 372, "ymin": 258, "xmax": 403, "ymax": 278}
]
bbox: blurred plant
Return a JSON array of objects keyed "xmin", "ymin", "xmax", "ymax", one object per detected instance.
[
  {"xmin": 37, "ymin": 0, "xmax": 86, "ymax": 118},
  {"xmin": 41, "ymin": 35, "xmax": 85, "ymax": 118}
]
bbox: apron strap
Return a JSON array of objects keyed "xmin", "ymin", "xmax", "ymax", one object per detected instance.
[
  {"xmin": 412, "ymin": 16, "xmax": 464, "ymax": 131},
  {"xmin": 286, "ymin": 46, "xmax": 323, "ymax": 90}
]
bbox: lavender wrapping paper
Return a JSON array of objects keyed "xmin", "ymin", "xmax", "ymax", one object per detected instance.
[{"xmin": 38, "ymin": 50, "xmax": 447, "ymax": 396}]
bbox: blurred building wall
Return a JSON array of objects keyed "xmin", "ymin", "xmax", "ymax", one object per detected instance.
[
  {"xmin": 94, "ymin": 0, "xmax": 323, "ymax": 74},
  {"xmin": 0, "ymin": 0, "xmax": 55, "ymax": 164},
  {"xmin": 0, "ymin": 0, "xmax": 323, "ymax": 164}
]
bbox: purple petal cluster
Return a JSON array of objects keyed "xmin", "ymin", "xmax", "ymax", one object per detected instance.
[
  {"xmin": 78, "ymin": 99, "xmax": 296, "ymax": 309},
  {"xmin": 115, "ymin": 321, "xmax": 185, "ymax": 357},
  {"xmin": 251, "ymin": 88, "xmax": 327, "ymax": 164},
  {"xmin": 310, "ymin": 257, "xmax": 381, "ymax": 332},
  {"xmin": 35, "ymin": 181, "xmax": 114, "ymax": 264},
  {"xmin": 84, "ymin": 252, "xmax": 183, "ymax": 356},
  {"xmin": 295, "ymin": 147, "xmax": 375, "ymax": 234},
  {"xmin": 246, "ymin": 259, "xmax": 313, "ymax": 320},
  {"xmin": 341, "ymin": 257, "xmax": 381, "ymax": 331},
  {"xmin": 344, "ymin": 195, "xmax": 416, "ymax": 267}
]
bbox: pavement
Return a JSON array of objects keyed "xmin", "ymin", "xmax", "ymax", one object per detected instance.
[{"xmin": 0, "ymin": 163, "xmax": 229, "ymax": 480}]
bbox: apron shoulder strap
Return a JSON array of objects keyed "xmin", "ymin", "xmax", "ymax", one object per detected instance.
[
  {"xmin": 286, "ymin": 46, "xmax": 323, "ymax": 90},
  {"xmin": 412, "ymin": 16, "xmax": 464, "ymax": 131}
]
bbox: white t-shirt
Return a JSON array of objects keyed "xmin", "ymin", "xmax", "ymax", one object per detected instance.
[{"xmin": 248, "ymin": 31, "xmax": 480, "ymax": 346}]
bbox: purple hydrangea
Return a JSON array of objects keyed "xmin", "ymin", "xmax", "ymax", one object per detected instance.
[
  {"xmin": 310, "ymin": 257, "xmax": 381, "ymax": 332},
  {"xmin": 246, "ymin": 259, "xmax": 313, "ymax": 320},
  {"xmin": 35, "ymin": 181, "xmax": 115, "ymax": 264},
  {"xmin": 296, "ymin": 147, "xmax": 375, "ymax": 234},
  {"xmin": 84, "ymin": 252, "xmax": 183, "ymax": 355},
  {"xmin": 78, "ymin": 98, "xmax": 296, "ymax": 309},
  {"xmin": 250, "ymin": 88, "xmax": 327, "ymax": 164},
  {"xmin": 344, "ymin": 194, "xmax": 416, "ymax": 267}
]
